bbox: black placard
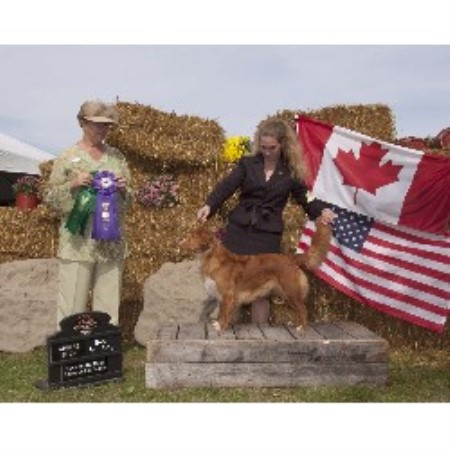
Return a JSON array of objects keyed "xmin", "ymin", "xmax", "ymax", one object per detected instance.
[{"xmin": 36, "ymin": 311, "xmax": 123, "ymax": 390}]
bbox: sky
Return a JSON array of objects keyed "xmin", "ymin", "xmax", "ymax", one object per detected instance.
[
  {"xmin": 1, "ymin": 2, "xmax": 449, "ymax": 156},
  {"xmin": 1, "ymin": 45, "xmax": 449, "ymax": 155}
]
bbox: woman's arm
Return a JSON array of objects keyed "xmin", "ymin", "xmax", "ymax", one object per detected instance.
[
  {"xmin": 291, "ymin": 179, "xmax": 336, "ymax": 224},
  {"xmin": 44, "ymin": 153, "xmax": 77, "ymax": 215},
  {"xmin": 203, "ymin": 157, "xmax": 247, "ymax": 217}
]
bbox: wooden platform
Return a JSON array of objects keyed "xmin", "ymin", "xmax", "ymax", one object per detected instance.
[{"xmin": 145, "ymin": 321, "xmax": 388, "ymax": 389}]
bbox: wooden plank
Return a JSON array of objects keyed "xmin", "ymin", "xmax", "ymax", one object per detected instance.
[
  {"xmin": 146, "ymin": 340, "xmax": 295, "ymax": 363},
  {"xmin": 206, "ymin": 323, "xmax": 237, "ymax": 340},
  {"xmin": 233, "ymin": 324, "xmax": 265, "ymax": 340},
  {"xmin": 146, "ymin": 362, "xmax": 387, "ymax": 388},
  {"xmin": 146, "ymin": 339, "xmax": 387, "ymax": 364},
  {"xmin": 334, "ymin": 321, "xmax": 387, "ymax": 341},
  {"xmin": 285, "ymin": 324, "xmax": 323, "ymax": 341},
  {"xmin": 282, "ymin": 340, "xmax": 387, "ymax": 364},
  {"xmin": 311, "ymin": 322, "xmax": 354, "ymax": 340},
  {"xmin": 258, "ymin": 324, "xmax": 295, "ymax": 341},
  {"xmin": 177, "ymin": 323, "xmax": 206, "ymax": 340}
]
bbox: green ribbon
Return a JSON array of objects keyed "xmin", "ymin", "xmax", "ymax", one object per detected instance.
[{"xmin": 65, "ymin": 186, "xmax": 97, "ymax": 236}]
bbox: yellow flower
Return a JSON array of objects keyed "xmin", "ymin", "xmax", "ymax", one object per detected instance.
[{"xmin": 221, "ymin": 136, "xmax": 251, "ymax": 163}]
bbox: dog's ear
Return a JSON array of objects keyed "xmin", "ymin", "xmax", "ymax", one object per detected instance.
[
  {"xmin": 196, "ymin": 222, "xmax": 208, "ymax": 231},
  {"xmin": 198, "ymin": 225, "xmax": 213, "ymax": 238},
  {"xmin": 199, "ymin": 226, "xmax": 219, "ymax": 244}
]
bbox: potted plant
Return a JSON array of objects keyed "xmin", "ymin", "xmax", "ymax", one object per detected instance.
[{"xmin": 13, "ymin": 175, "xmax": 41, "ymax": 211}]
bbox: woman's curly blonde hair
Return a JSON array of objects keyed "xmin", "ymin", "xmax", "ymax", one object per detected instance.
[{"xmin": 251, "ymin": 117, "xmax": 309, "ymax": 181}]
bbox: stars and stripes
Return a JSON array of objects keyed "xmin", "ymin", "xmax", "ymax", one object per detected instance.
[
  {"xmin": 331, "ymin": 206, "xmax": 373, "ymax": 252},
  {"xmin": 298, "ymin": 206, "xmax": 450, "ymax": 332}
]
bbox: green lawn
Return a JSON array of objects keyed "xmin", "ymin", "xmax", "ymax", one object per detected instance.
[{"xmin": 1, "ymin": 344, "xmax": 449, "ymax": 402}]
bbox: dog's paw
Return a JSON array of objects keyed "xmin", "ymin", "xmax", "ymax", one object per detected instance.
[
  {"xmin": 211, "ymin": 320, "xmax": 221, "ymax": 332},
  {"xmin": 295, "ymin": 325, "xmax": 305, "ymax": 334}
]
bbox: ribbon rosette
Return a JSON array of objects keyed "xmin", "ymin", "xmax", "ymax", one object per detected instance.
[
  {"xmin": 65, "ymin": 184, "xmax": 96, "ymax": 236},
  {"xmin": 91, "ymin": 170, "xmax": 121, "ymax": 241}
]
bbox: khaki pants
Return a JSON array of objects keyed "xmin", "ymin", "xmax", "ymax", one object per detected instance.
[{"xmin": 57, "ymin": 259, "xmax": 123, "ymax": 328}]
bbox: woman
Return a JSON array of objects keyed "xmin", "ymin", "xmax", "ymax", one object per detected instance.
[
  {"xmin": 45, "ymin": 99, "xmax": 132, "ymax": 329},
  {"xmin": 197, "ymin": 117, "xmax": 335, "ymax": 323}
]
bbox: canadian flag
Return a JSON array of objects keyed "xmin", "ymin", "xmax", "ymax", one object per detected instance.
[{"xmin": 296, "ymin": 115, "xmax": 450, "ymax": 235}]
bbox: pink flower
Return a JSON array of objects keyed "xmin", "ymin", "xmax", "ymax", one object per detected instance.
[
  {"xmin": 137, "ymin": 175, "xmax": 179, "ymax": 208},
  {"xmin": 13, "ymin": 175, "xmax": 40, "ymax": 196}
]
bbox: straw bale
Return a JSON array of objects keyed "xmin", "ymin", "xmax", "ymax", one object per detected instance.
[
  {"xmin": 0, "ymin": 205, "xmax": 58, "ymax": 264},
  {"xmin": 107, "ymin": 101, "xmax": 225, "ymax": 169},
  {"xmin": 277, "ymin": 103, "xmax": 396, "ymax": 141}
]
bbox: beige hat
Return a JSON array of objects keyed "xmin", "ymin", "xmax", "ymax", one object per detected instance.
[{"xmin": 77, "ymin": 100, "xmax": 119, "ymax": 124}]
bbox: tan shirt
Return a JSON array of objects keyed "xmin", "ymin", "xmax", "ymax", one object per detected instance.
[{"xmin": 45, "ymin": 144, "xmax": 132, "ymax": 262}]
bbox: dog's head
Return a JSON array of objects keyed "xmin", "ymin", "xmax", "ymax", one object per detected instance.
[{"xmin": 180, "ymin": 225, "xmax": 218, "ymax": 253}]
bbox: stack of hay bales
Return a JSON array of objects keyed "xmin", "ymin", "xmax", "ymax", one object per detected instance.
[{"xmin": 0, "ymin": 101, "xmax": 447, "ymax": 347}]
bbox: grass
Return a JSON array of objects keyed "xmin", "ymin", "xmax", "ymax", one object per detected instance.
[{"xmin": 1, "ymin": 344, "xmax": 449, "ymax": 402}]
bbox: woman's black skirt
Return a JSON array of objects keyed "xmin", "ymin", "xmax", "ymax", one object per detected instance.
[{"xmin": 221, "ymin": 222, "xmax": 282, "ymax": 255}]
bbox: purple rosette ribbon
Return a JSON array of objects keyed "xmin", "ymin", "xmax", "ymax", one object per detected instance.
[{"xmin": 91, "ymin": 170, "xmax": 121, "ymax": 241}]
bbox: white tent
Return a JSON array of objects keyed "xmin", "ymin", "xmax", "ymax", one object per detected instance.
[
  {"xmin": 0, "ymin": 132, "xmax": 55, "ymax": 205},
  {"xmin": 0, "ymin": 132, "xmax": 55, "ymax": 174}
]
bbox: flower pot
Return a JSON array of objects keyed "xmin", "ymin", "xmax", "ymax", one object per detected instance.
[{"xmin": 16, "ymin": 193, "xmax": 40, "ymax": 211}]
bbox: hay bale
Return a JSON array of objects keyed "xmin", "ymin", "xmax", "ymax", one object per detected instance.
[
  {"xmin": 107, "ymin": 101, "xmax": 225, "ymax": 169},
  {"xmin": 277, "ymin": 103, "xmax": 396, "ymax": 141},
  {"xmin": 0, "ymin": 205, "xmax": 58, "ymax": 264}
]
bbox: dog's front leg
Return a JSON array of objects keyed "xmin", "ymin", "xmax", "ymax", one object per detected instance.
[
  {"xmin": 198, "ymin": 295, "xmax": 218, "ymax": 323},
  {"xmin": 216, "ymin": 294, "xmax": 235, "ymax": 332}
]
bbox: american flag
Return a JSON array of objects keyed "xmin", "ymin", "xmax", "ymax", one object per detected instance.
[{"xmin": 298, "ymin": 205, "xmax": 450, "ymax": 332}]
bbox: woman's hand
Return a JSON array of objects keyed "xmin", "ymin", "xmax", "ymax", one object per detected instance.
[
  {"xmin": 71, "ymin": 172, "xmax": 92, "ymax": 189},
  {"xmin": 116, "ymin": 176, "xmax": 127, "ymax": 190},
  {"xmin": 197, "ymin": 205, "xmax": 211, "ymax": 222},
  {"xmin": 319, "ymin": 208, "xmax": 337, "ymax": 225}
]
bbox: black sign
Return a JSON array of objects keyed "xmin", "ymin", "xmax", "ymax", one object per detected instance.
[{"xmin": 36, "ymin": 311, "xmax": 122, "ymax": 390}]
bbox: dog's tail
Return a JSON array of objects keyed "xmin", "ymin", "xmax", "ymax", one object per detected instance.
[{"xmin": 293, "ymin": 219, "xmax": 332, "ymax": 271}]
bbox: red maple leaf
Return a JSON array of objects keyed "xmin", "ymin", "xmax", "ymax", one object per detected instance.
[{"xmin": 333, "ymin": 141, "xmax": 403, "ymax": 204}]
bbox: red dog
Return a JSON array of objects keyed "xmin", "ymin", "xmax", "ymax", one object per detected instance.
[{"xmin": 181, "ymin": 219, "xmax": 332, "ymax": 332}]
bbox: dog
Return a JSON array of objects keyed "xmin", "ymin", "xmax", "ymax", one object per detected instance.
[{"xmin": 181, "ymin": 219, "xmax": 332, "ymax": 332}]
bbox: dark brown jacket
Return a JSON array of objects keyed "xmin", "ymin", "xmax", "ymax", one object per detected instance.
[{"xmin": 206, "ymin": 154, "xmax": 328, "ymax": 233}]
